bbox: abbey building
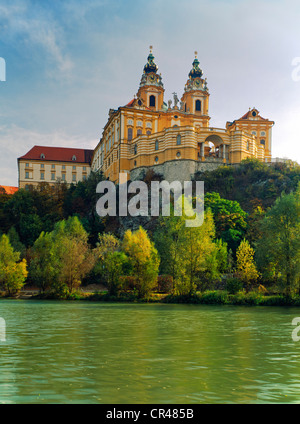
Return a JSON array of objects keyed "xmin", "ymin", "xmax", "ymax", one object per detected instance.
[
  {"xmin": 91, "ymin": 48, "xmax": 274, "ymax": 183},
  {"xmin": 18, "ymin": 48, "xmax": 274, "ymax": 188}
]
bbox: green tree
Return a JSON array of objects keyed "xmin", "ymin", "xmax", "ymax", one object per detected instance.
[
  {"xmin": 122, "ymin": 227, "xmax": 160, "ymax": 298},
  {"xmin": 7, "ymin": 226, "xmax": 26, "ymax": 258},
  {"xmin": 155, "ymin": 208, "xmax": 220, "ymax": 295},
  {"xmin": 256, "ymin": 190, "xmax": 300, "ymax": 295},
  {"xmin": 0, "ymin": 235, "xmax": 28, "ymax": 296},
  {"xmin": 204, "ymin": 192, "xmax": 247, "ymax": 253},
  {"xmin": 51, "ymin": 216, "xmax": 96, "ymax": 294},
  {"xmin": 96, "ymin": 233, "xmax": 128, "ymax": 295},
  {"xmin": 29, "ymin": 232, "xmax": 59, "ymax": 293},
  {"xmin": 154, "ymin": 214, "xmax": 187, "ymax": 285},
  {"xmin": 180, "ymin": 209, "xmax": 217, "ymax": 295}
]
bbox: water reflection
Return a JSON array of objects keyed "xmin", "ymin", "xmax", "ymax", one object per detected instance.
[{"xmin": 0, "ymin": 300, "xmax": 300, "ymax": 403}]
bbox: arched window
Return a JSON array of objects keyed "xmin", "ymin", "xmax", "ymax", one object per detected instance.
[
  {"xmin": 72, "ymin": 155, "xmax": 77, "ymax": 161},
  {"xmin": 246, "ymin": 141, "xmax": 250, "ymax": 150},
  {"xmin": 134, "ymin": 144, "xmax": 137, "ymax": 155},
  {"xmin": 40, "ymin": 153, "xmax": 45, "ymax": 159},
  {"xmin": 260, "ymin": 139, "xmax": 265, "ymax": 146},
  {"xmin": 149, "ymin": 95, "xmax": 156, "ymax": 107},
  {"xmin": 146, "ymin": 130, "xmax": 151, "ymax": 136},
  {"xmin": 137, "ymin": 129, "xmax": 142, "ymax": 136},
  {"xmin": 176, "ymin": 134, "xmax": 181, "ymax": 145},
  {"xmin": 128, "ymin": 127, "xmax": 133, "ymax": 141},
  {"xmin": 195, "ymin": 100, "xmax": 201, "ymax": 111},
  {"xmin": 155, "ymin": 140, "xmax": 159, "ymax": 151}
]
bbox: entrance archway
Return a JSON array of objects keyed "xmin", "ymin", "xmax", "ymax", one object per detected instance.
[{"xmin": 199, "ymin": 134, "xmax": 225, "ymax": 159}]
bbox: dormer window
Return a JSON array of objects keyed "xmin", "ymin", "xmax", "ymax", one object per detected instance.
[
  {"xmin": 40, "ymin": 153, "xmax": 45, "ymax": 159},
  {"xmin": 72, "ymin": 155, "xmax": 77, "ymax": 161}
]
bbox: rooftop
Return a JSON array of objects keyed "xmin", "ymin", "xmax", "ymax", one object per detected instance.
[{"xmin": 18, "ymin": 146, "xmax": 93, "ymax": 164}]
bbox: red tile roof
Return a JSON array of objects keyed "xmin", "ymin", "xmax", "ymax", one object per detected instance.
[
  {"xmin": 0, "ymin": 186, "xmax": 18, "ymax": 195},
  {"xmin": 125, "ymin": 99, "xmax": 135, "ymax": 107},
  {"xmin": 238, "ymin": 109, "xmax": 267, "ymax": 121},
  {"xmin": 18, "ymin": 146, "xmax": 93, "ymax": 164}
]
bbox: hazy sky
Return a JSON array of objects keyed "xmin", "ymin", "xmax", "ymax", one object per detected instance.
[{"xmin": 1, "ymin": 0, "xmax": 300, "ymax": 186}]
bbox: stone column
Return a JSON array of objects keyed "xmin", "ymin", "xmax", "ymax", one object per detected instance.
[{"xmin": 223, "ymin": 144, "xmax": 226, "ymax": 162}]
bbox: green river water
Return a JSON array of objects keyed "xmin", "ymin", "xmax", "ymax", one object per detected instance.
[{"xmin": 0, "ymin": 300, "xmax": 300, "ymax": 404}]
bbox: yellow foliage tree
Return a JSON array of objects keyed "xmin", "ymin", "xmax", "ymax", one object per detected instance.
[
  {"xmin": 236, "ymin": 239, "xmax": 259, "ymax": 291},
  {"xmin": 122, "ymin": 227, "xmax": 160, "ymax": 298},
  {"xmin": 0, "ymin": 235, "xmax": 28, "ymax": 296}
]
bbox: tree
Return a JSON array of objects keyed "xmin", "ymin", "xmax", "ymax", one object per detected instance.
[
  {"xmin": 256, "ymin": 190, "xmax": 300, "ymax": 295},
  {"xmin": 204, "ymin": 192, "xmax": 247, "ymax": 253},
  {"xmin": 154, "ymin": 208, "xmax": 220, "ymax": 295},
  {"xmin": 154, "ymin": 214, "xmax": 187, "ymax": 286},
  {"xmin": 180, "ymin": 209, "xmax": 217, "ymax": 295},
  {"xmin": 51, "ymin": 216, "xmax": 96, "ymax": 294},
  {"xmin": 95, "ymin": 233, "xmax": 128, "ymax": 295},
  {"xmin": 236, "ymin": 239, "xmax": 259, "ymax": 292},
  {"xmin": 122, "ymin": 227, "xmax": 160, "ymax": 298},
  {"xmin": 0, "ymin": 235, "xmax": 28, "ymax": 296},
  {"xmin": 7, "ymin": 226, "xmax": 26, "ymax": 258},
  {"xmin": 29, "ymin": 232, "xmax": 59, "ymax": 293}
]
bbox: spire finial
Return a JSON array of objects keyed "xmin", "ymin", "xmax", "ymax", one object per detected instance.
[
  {"xmin": 150, "ymin": 45, "xmax": 153, "ymax": 53},
  {"xmin": 194, "ymin": 51, "xmax": 198, "ymax": 58}
]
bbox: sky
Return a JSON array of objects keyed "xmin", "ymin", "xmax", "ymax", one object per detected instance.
[{"xmin": 1, "ymin": 0, "xmax": 300, "ymax": 186}]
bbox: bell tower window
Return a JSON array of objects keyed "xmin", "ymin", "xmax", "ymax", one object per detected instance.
[
  {"xmin": 195, "ymin": 100, "xmax": 201, "ymax": 111},
  {"xmin": 128, "ymin": 128, "xmax": 133, "ymax": 141},
  {"xmin": 149, "ymin": 95, "xmax": 156, "ymax": 107}
]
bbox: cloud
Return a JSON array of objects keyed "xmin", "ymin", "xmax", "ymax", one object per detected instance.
[
  {"xmin": 0, "ymin": 124, "xmax": 95, "ymax": 186},
  {"xmin": 0, "ymin": 2, "xmax": 73, "ymax": 77}
]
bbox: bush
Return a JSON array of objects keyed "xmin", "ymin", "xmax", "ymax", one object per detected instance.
[
  {"xmin": 200, "ymin": 290, "xmax": 229, "ymax": 304},
  {"xmin": 225, "ymin": 278, "xmax": 243, "ymax": 294},
  {"xmin": 121, "ymin": 276, "xmax": 137, "ymax": 292},
  {"xmin": 230, "ymin": 291, "xmax": 263, "ymax": 305},
  {"xmin": 156, "ymin": 275, "xmax": 173, "ymax": 293}
]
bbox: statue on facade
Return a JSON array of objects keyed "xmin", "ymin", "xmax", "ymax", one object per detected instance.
[{"xmin": 172, "ymin": 92, "xmax": 179, "ymax": 108}]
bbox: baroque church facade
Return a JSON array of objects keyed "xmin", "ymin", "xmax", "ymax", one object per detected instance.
[
  {"xmin": 18, "ymin": 48, "xmax": 275, "ymax": 188},
  {"xmin": 91, "ymin": 47, "xmax": 274, "ymax": 183}
]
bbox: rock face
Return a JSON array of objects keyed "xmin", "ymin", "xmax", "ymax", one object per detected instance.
[{"xmin": 130, "ymin": 159, "xmax": 226, "ymax": 184}]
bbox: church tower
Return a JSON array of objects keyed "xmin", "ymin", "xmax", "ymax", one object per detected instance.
[
  {"xmin": 181, "ymin": 52, "xmax": 210, "ymax": 126},
  {"xmin": 136, "ymin": 46, "xmax": 165, "ymax": 111}
]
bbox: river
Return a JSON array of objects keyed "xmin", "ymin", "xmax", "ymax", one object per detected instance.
[{"xmin": 0, "ymin": 300, "xmax": 300, "ymax": 404}]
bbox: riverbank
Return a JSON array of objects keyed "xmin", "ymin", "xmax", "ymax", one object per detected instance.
[{"xmin": 3, "ymin": 287, "xmax": 300, "ymax": 306}]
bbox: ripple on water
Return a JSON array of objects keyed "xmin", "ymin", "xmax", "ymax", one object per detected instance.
[{"xmin": 1, "ymin": 301, "xmax": 300, "ymax": 403}]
